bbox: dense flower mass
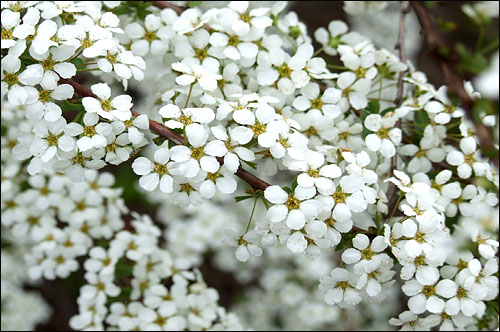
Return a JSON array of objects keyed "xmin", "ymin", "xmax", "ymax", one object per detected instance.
[{"xmin": 1, "ymin": 1, "xmax": 499, "ymax": 331}]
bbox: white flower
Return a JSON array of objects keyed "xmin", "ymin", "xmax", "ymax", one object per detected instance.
[
  {"xmin": 75, "ymin": 113, "xmax": 112, "ymax": 151},
  {"xmin": 26, "ymin": 80, "xmax": 74, "ymax": 122},
  {"xmin": 171, "ymin": 62, "xmax": 222, "ymax": 91},
  {"xmin": 292, "ymin": 83, "xmax": 342, "ymax": 118},
  {"xmin": 406, "ymin": 278, "xmax": 459, "ymax": 315},
  {"xmin": 264, "ymin": 185, "xmax": 317, "ymax": 230},
  {"xmin": 319, "ymin": 268, "xmax": 361, "ymax": 307},
  {"xmin": 314, "ymin": 20, "xmax": 349, "ymax": 56},
  {"xmin": 364, "ymin": 112, "xmax": 402, "ymax": 158},
  {"xmin": 159, "ymin": 104, "xmax": 215, "ymax": 129},
  {"xmin": 132, "ymin": 148, "xmax": 174, "ymax": 193},
  {"xmin": 125, "ymin": 13, "xmax": 172, "ymax": 56},
  {"xmin": 82, "ymin": 83, "xmax": 133, "ymax": 121},
  {"xmin": 446, "ymin": 136, "xmax": 483, "ymax": 179},
  {"xmin": 337, "ymin": 71, "xmax": 371, "ymax": 110},
  {"xmin": 29, "ymin": 45, "xmax": 77, "ymax": 85},
  {"xmin": 224, "ymin": 229, "xmax": 262, "ymax": 262},
  {"xmin": 341, "ymin": 235, "xmax": 388, "ymax": 272}
]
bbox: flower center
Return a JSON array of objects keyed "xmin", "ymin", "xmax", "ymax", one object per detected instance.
[
  {"xmin": 304, "ymin": 126, "xmax": 318, "ymax": 137},
  {"xmin": 4, "ymin": 73, "xmax": 19, "ymax": 86},
  {"xmin": 207, "ymin": 171, "xmax": 220, "ymax": 181},
  {"xmin": 28, "ymin": 216, "xmax": 39, "ymax": 225},
  {"xmin": 415, "ymin": 149, "xmax": 427, "ymax": 158},
  {"xmin": 81, "ymin": 37, "xmax": 93, "ymax": 48},
  {"xmin": 178, "ymin": 114, "xmax": 192, "ymax": 126},
  {"xmin": 464, "ymin": 153, "xmax": 475, "ymax": 165},
  {"xmin": 180, "ymin": 183, "xmax": 194, "ymax": 193},
  {"xmin": 154, "ymin": 163, "xmax": 168, "ymax": 175},
  {"xmin": 355, "ymin": 67, "xmax": 367, "ymax": 78},
  {"xmin": 278, "ymin": 136, "xmax": 290, "ymax": 148},
  {"xmin": 101, "ymin": 99, "xmax": 112, "ymax": 112},
  {"xmin": 361, "ymin": 248, "xmax": 373, "ymax": 260},
  {"xmin": 444, "ymin": 105, "xmax": 456, "ymax": 114},
  {"xmin": 342, "ymin": 87, "xmax": 352, "ymax": 97},
  {"xmin": 252, "ymin": 123, "xmax": 266, "ymax": 135},
  {"xmin": 144, "ymin": 30, "xmax": 157, "ymax": 42},
  {"xmin": 56, "ymin": 255, "xmax": 66, "ymax": 264},
  {"xmin": 336, "ymin": 281, "xmax": 350, "ymax": 289},
  {"xmin": 224, "ymin": 140, "xmax": 235, "ymax": 152},
  {"xmin": 289, "ymin": 26, "xmax": 301, "ymax": 39},
  {"xmin": 38, "ymin": 90, "xmax": 52, "ymax": 103},
  {"xmin": 154, "ymin": 315, "xmax": 167, "ymax": 326},
  {"xmin": 338, "ymin": 131, "xmax": 350, "ymax": 140},
  {"xmin": 413, "ymin": 255, "xmax": 425, "ymax": 266},
  {"xmin": 47, "ymin": 134, "xmax": 59, "ymax": 146},
  {"xmin": 75, "ymin": 201, "xmax": 86, "ymax": 211},
  {"xmin": 328, "ymin": 36, "xmax": 342, "ymax": 48},
  {"xmin": 83, "ymin": 126, "xmax": 96, "ymax": 137},
  {"xmin": 456, "ymin": 287, "xmax": 467, "ymax": 298},
  {"xmin": 228, "ymin": 35, "xmax": 240, "ymax": 47},
  {"xmin": 414, "ymin": 231, "xmax": 425, "ymax": 243},
  {"xmin": 422, "ymin": 285, "xmax": 435, "ymax": 298},
  {"xmin": 332, "ymin": 190, "xmax": 346, "ymax": 203},
  {"xmin": 278, "ymin": 64, "xmax": 291, "ymax": 78},
  {"xmin": 195, "ymin": 48, "xmax": 208, "ymax": 60},
  {"xmin": 106, "ymin": 142, "xmax": 118, "ymax": 152},
  {"xmin": 106, "ymin": 52, "xmax": 117, "ymax": 64},
  {"xmin": 376, "ymin": 127, "xmax": 389, "ymax": 139},
  {"xmin": 285, "ymin": 196, "xmax": 300, "ymax": 210},
  {"xmin": 311, "ymin": 98, "xmax": 323, "ymax": 110},
  {"xmin": 1, "ymin": 28, "xmax": 13, "ymax": 40},
  {"xmin": 240, "ymin": 12, "xmax": 251, "ymax": 23},
  {"xmin": 456, "ymin": 259, "xmax": 468, "ymax": 271},
  {"xmin": 191, "ymin": 147, "xmax": 204, "ymax": 160},
  {"xmin": 42, "ymin": 58, "xmax": 55, "ymax": 70},
  {"xmin": 40, "ymin": 186, "xmax": 50, "ymax": 195},
  {"xmin": 72, "ymin": 153, "xmax": 85, "ymax": 165},
  {"xmin": 307, "ymin": 168, "xmax": 319, "ymax": 178},
  {"xmin": 324, "ymin": 217, "xmax": 335, "ymax": 228}
]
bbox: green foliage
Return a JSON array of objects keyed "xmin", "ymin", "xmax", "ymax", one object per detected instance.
[
  {"xmin": 456, "ymin": 43, "xmax": 489, "ymax": 74},
  {"xmin": 188, "ymin": 1, "xmax": 203, "ymax": 8},
  {"xmin": 112, "ymin": 1, "xmax": 153, "ymax": 20}
]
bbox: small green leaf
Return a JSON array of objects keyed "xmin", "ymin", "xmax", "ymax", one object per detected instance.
[
  {"xmin": 380, "ymin": 107, "xmax": 396, "ymax": 116},
  {"xmin": 282, "ymin": 186, "xmax": 292, "ymax": 194},
  {"xmin": 291, "ymin": 177, "xmax": 299, "ymax": 191},
  {"xmin": 242, "ymin": 160, "xmax": 257, "ymax": 170},
  {"xmin": 235, "ymin": 195, "xmax": 254, "ymax": 202},
  {"xmin": 188, "ymin": 1, "xmax": 203, "ymax": 7}
]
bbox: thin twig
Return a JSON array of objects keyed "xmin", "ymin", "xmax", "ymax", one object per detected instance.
[
  {"xmin": 385, "ymin": 1, "xmax": 410, "ymax": 217},
  {"xmin": 411, "ymin": 2, "xmax": 499, "ymax": 170}
]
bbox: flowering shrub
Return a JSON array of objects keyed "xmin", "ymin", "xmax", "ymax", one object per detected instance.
[{"xmin": 1, "ymin": 1, "xmax": 499, "ymax": 330}]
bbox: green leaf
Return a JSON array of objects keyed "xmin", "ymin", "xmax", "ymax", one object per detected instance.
[
  {"xmin": 374, "ymin": 212, "xmax": 383, "ymax": 234},
  {"xmin": 61, "ymin": 100, "xmax": 85, "ymax": 112},
  {"xmin": 235, "ymin": 195, "xmax": 254, "ymax": 202},
  {"xmin": 380, "ymin": 107, "xmax": 395, "ymax": 116},
  {"xmin": 291, "ymin": 177, "xmax": 299, "ymax": 191},
  {"xmin": 366, "ymin": 100, "xmax": 380, "ymax": 115},
  {"xmin": 188, "ymin": 1, "xmax": 203, "ymax": 7},
  {"xmin": 414, "ymin": 110, "xmax": 430, "ymax": 142},
  {"xmin": 437, "ymin": 19, "xmax": 456, "ymax": 32},
  {"xmin": 282, "ymin": 186, "xmax": 292, "ymax": 194},
  {"xmin": 70, "ymin": 58, "xmax": 85, "ymax": 71},
  {"xmin": 242, "ymin": 160, "xmax": 257, "ymax": 170}
]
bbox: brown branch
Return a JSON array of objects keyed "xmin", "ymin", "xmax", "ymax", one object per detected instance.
[
  {"xmin": 386, "ymin": 1, "xmax": 410, "ymax": 218},
  {"xmin": 411, "ymin": 2, "xmax": 499, "ymax": 170},
  {"xmin": 60, "ymin": 78, "xmax": 271, "ymax": 190},
  {"xmin": 150, "ymin": 1, "xmax": 185, "ymax": 15}
]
